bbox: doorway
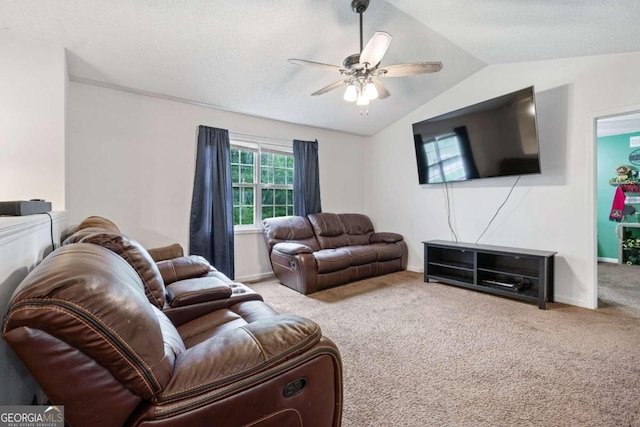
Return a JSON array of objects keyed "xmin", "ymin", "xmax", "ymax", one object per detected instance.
[{"xmin": 596, "ymin": 111, "xmax": 640, "ymax": 316}]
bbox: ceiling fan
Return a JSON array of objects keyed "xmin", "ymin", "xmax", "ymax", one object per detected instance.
[{"xmin": 288, "ymin": 0, "xmax": 443, "ymax": 108}]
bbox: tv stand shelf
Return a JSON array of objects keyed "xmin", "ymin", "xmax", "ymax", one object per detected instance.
[{"xmin": 423, "ymin": 240, "xmax": 556, "ymax": 309}]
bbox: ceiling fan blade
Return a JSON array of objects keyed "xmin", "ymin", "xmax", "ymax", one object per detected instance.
[
  {"xmin": 371, "ymin": 79, "xmax": 390, "ymax": 99},
  {"xmin": 288, "ymin": 58, "xmax": 347, "ymax": 73},
  {"xmin": 311, "ymin": 80, "xmax": 347, "ymax": 96},
  {"xmin": 378, "ymin": 62, "xmax": 443, "ymax": 77},
  {"xmin": 360, "ymin": 31, "xmax": 392, "ymax": 68}
]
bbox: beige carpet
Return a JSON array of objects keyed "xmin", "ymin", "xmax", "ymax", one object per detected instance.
[
  {"xmin": 250, "ymin": 271, "xmax": 640, "ymax": 427},
  {"xmin": 598, "ymin": 262, "xmax": 640, "ymax": 318}
]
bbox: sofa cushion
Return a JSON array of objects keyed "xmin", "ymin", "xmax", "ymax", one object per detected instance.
[
  {"xmin": 147, "ymin": 243, "xmax": 185, "ymax": 262},
  {"xmin": 177, "ymin": 300, "xmax": 279, "ymax": 348},
  {"xmin": 156, "ymin": 255, "xmax": 212, "ymax": 285},
  {"xmin": 308, "ymin": 213, "xmax": 349, "ymax": 249},
  {"xmin": 166, "ymin": 276, "xmax": 233, "ymax": 308},
  {"xmin": 77, "ymin": 215, "xmax": 121, "ymax": 233},
  {"xmin": 313, "ymin": 248, "xmax": 351, "ymax": 273},
  {"xmin": 338, "ymin": 213, "xmax": 374, "ymax": 246},
  {"xmin": 74, "ymin": 231, "xmax": 168, "ymax": 309},
  {"xmin": 370, "ymin": 232, "xmax": 403, "ymax": 244},
  {"xmin": 262, "ymin": 216, "xmax": 320, "ymax": 253},
  {"xmin": 370, "ymin": 242, "xmax": 403, "ymax": 261},
  {"xmin": 342, "ymin": 245, "xmax": 378, "ymax": 266}
]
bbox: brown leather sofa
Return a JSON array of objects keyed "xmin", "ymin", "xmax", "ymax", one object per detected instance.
[
  {"xmin": 3, "ymin": 220, "xmax": 343, "ymax": 426},
  {"xmin": 262, "ymin": 213, "xmax": 408, "ymax": 294}
]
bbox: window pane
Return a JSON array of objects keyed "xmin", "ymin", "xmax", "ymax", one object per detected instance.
[
  {"xmin": 286, "ymin": 169, "xmax": 294, "ymax": 185},
  {"xmin": 274, "ymin": 154, "xmax": 286, "ymax": 167},
  {"xmin": 240, "ymin": 165, "xmax": 254, "ymax": 183},
  {"xmin": 262, "ymin": 188, "xmax": 274, "ymax": 205},
  {"xmin": 240, "ymin": 151, "xmax": 254, "ymax": 165},
  {"xmin": 261, "ymin": 166, "xmax": 274, "ymax": 184},
  {"xmin": 231, "ymin": 149, "xmax": 239, "ymax": 164},
  {"xmin": 275, "ymin": 189, "xmax": 287, "ymax": 205},
  {"xmin": 287, "ymin": 206, "xmax": 294, "ymax": 216},
  {"xmin": 262, "ymin": 206, "xmax": 274, "ymax": 219},
  {"xmin": 286, "ymin": 189, "xmax": 293, "ymax": 204},
  {"xmin": 231, "ymin": 165, "xmax": 239, "ymax": 183},
  {"xmin": 274, "ymin": 206, "xmax": 286, "ymax": 217},
  {"xmin": 232, "ymin": 187, "xmax": 240, "ymax": 205},
  {"xmin": 241, "ymin": 207, "xmax": 254, "ymax": 225},
  {"xmin": 286, "ymin": 156, "xmax": 294, "ymax": 168},
  {"xmin": 261, "ymin": 152, "xmax": 273, "ymax": 166},
  {"xmin": 241, "ymin": 187, "xmax": 254, "ymax": 205},
  {"xmin": 233, "ymin": 206, "xmax": 240, "ymax": 226},
  {"xmin": 274, "ymin": 168, "xmax": 286, "ymax": 185}
]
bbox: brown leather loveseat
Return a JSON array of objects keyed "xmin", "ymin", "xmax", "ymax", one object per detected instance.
[
  {"xmin": 3, "ymin": 220, "xmax": 343, "ymax": 426},
  {"xmin": 262, "ymin": 213, "xmax": 408, "ymax": 294}
]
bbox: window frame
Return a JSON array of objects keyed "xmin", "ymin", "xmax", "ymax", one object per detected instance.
[{"xmin": 230, "ymin": 134, "xmax": 294, "ymax": 231}]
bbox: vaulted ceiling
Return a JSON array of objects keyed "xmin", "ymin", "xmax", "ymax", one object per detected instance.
[{"xmin": 2, "ymin": 0, "xmax": 639, "ymax": 136}]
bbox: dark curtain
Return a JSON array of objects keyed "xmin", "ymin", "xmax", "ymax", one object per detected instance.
[
  {"xmin": 293, "ymin": 139, "xmax": 322, "ymax": 216},
  {"xmin": 189, "ymin": 125, "xmax": 234, "ymax": 279}
]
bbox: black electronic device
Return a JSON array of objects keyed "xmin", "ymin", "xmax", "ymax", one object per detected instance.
[
  {"xmin": 0, "ymin": 200, "xmax": 52, "ymax": 216},
  {"xmin": 413, "ymin": 86, "xmax": 541, "ymax": 184}
]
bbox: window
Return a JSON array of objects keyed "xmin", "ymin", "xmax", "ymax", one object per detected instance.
[
  {"xmin": 423, "ymin": 133, "xmax": 466, "ymax": 183},
  {"xmin": 231, "ymin": 141, "xmax": 294, "ymax": 227}
]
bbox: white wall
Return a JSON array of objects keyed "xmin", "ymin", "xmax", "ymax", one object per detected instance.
[
  {"xmin": 0, "ymin": 32, "xmax": 67, "ymax": 210},
  {"xmin": 67, "ymin": 82, "xmax": 366, "ymax": 281},
  {"xmin": 364, "ymin": 51, "xmax": 640, "ymax": 309},
  {"xmin": 0, "ymin": 212, "xmax": 68, "ymax": 404}
]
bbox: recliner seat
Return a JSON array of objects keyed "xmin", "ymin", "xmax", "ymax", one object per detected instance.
[{"xmin": 2, "ymin": 243, "xmax": 343, "ymax": 427}]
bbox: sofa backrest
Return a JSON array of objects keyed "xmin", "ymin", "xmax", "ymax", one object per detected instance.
[
  {"xmin": 338, "ymin": 213, "xmax": 375, "ymax": 246},
  {"xmin": 261, "ymin": 216, "xmax": 320, "ymax": 253},
  {"xmin": 63, "ymin": 229, "xmax": 168, "ymax": 309},
  {"xmin": 2, "ymin": 243, "xmax": 180, "ymax": 426},
  {"xmin": 308, "ymin": 212, "xmax": 375, "ymax": 249}
]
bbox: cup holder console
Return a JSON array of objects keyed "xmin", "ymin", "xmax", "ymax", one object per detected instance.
[{"xmin": 232, "ymin": 288, "xmax": 246, "ymax": 294}]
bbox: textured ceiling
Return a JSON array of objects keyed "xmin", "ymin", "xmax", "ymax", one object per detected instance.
[{"xmin": 1, "ymin": 0, "xmax": 639, "ymax": 136}]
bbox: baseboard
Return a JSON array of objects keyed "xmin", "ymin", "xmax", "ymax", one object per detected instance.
[
  {"xmin": 597, "ymin": 257, "xmax": 618, "ymax": 264},
  {"xmin": 553, "ymin": 294, "xmax": 593, "ymax": 309},
  {"xmin": 406, "ymin": 265, "xmax": 423, "ymax": 273},
  {"xmin": 236, "ymin": 271, "xmax": 275, "ymax": 284}
]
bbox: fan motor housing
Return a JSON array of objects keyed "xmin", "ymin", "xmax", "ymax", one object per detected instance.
[
  {"xmin": 351, "ymin": 0, "xmax": 369, "ymax": 14},
  {"xmin": 343, "ymin": 54, "xmax": 361, "ymax": 70}
]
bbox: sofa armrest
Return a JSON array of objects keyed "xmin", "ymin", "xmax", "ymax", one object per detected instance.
[
  {"xmin": 370, "ymin": 232, "xmax": 403, "ymax": 243},
  {"xmin": 269, "ymin": 250, "xmax": 318, "ymax": 294},
  {"xmin": 272, "ymin": 242, "xmax": 313, "ymax": 255},
  {"xmin": 156, "ymin": 255, "xmax": 212, "ymax": 284},
  {"xmin": 147, "ymin": 243, "xmax": 184, "ymax": 262},
  {"xmin": 156, "ymin": 315, "xmax": 321, "ymax": 403},
  {"xmin": 166, "ymin": 276, "xmax": 232, "ymax": 308}
]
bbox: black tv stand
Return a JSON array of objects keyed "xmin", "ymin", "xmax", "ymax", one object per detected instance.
[{"xmin": 423, "ymin": 240, "xmax": 556, "ymax": 309}]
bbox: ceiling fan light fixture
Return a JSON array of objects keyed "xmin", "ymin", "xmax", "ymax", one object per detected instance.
[
  {"xmin": 364, "ymin": 81, "xmax": 378, "ymax": 100},
  {"xmin": 288, "ymin": 0, "xmax": 443, "ymax": 112},
  {"xmin": 356, "ymin": 92, "xmax": 370, "ymax": 106},
  {"xmin": 344, "ymin": 83, "xmax": 358, "ymax": 102}
]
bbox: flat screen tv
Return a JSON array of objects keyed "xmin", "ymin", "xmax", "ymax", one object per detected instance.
[{"xmin": 413, "ymin": 86, "xmax": 541, "ymax": 184}]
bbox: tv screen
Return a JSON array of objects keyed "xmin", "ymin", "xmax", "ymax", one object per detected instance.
[{"xmin": 413, "ymin": 86, "xmax": 541, "ymax": 184}]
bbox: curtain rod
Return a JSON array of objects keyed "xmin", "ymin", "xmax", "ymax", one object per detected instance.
[{"xmin": 229, "ymin": 131, "xmax": 292, "ymax": 147}]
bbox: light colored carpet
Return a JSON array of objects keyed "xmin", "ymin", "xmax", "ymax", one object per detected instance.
[
  {"xmin": 250, "ymin": 271, "xmax": 640, "ymax": 427},
  {"xmin": 598, "ymin": 262, "xmax": 640, "ymax": 318}
]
